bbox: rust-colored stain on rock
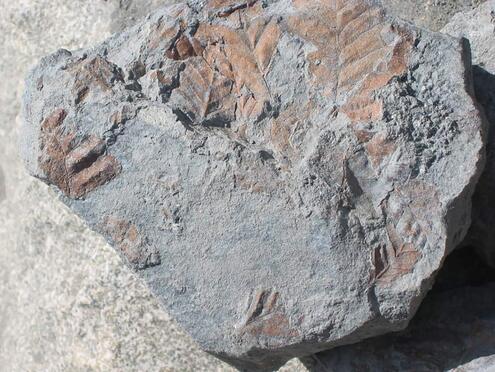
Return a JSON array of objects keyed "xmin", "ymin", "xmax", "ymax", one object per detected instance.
[
  {"xmin": 287, "ymin": 1, "xmax": 413, "ymax": 122},
  {"xmin": 365, "ymin": 132, "xmax": 397, "ymax": 168},
  {"xmin": 373, "ymin": 180, "xmax": 441, "ymax": 284}
]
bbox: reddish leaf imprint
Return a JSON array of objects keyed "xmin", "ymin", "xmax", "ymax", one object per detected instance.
[
  {"xmin": 39, "ymin": 109, "xmax": 121, "ymax": 199},
  {"xmin": 239, "ymin": 289, "xmax": 300, "ymax": 339}
]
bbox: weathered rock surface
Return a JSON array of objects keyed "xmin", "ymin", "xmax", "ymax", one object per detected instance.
[
  {"xmin": 20, "ymin": 0, "xmax": 485, "ymax": 370},
  {"xmin": 110, "ymin": 0, "xmax": 489, "ymax": 34},
  {"xmin": 381, "ymin": 0, "xmax": 486, "ymax": 31},
  {"xmin": 111, "ymin": 0, "xmax": 177, "ymax": 33},
  {"xmin": 304, "ymin": 282, "xmax": 495, "ymax": 372},
  {"xmin": 443, "ymin": 0, "xmax": 495, "ymax": 268}
]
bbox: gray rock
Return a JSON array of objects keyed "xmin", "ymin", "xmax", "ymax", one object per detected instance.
[
  {"xmin": 454, "ymin": 356, "xmax": 495, "ymax": 372},
  {"xmin": 111, "ymin": 0, "xmax": 489, "ymax": 33},
  {"xmin": 304, "ymin": 282, "xmax": 495, "ymax": 372},
  {"xmin": 298, "ymin": 3, "xmax": 495, "ymax": 370},
  {"xmin": 443, "ymin": 0, "xmax": 495, "ymax": 268},
  {"xmin": 111, "ymin": 0, "xmax": 178, "ymax": 32},
  {"xmin": 20, "ymin": 0, "xmax": 485, "ymax": 370},
  {"xmin": 443, "ymin": 0, "xmax": 495, "ymax": 60},
  {"xmin": 381, "ymin": 0, "xmax": 486, "ymax": 31}
]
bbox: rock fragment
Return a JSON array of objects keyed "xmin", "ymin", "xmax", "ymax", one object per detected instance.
[{"xmin": 20, "ymin": 0, "xmax": 485, "ymax": 370}]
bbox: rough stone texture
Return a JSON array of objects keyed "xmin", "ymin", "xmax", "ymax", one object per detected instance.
[
  {"xmin": 443, "ymin": 0, "xmax": 495, "ymax": 269},
  {"xmin": 0, "ymin": 0, "xmax": 306, "ymax": 371},
  {"xmin": 20, "ymin": 0, "xmax": 485, "ymax": 370},
  {"xmin": 111, "ymin": 0, "xmax": 177, "ymax": 32},
  {"xmin": 0, "ymin": 165, "xmax": 5, "ymax": 203},
  {"xmin": 456, "ymin": 357, "xmax": 495, "ymax": 372},
  {"xmin": 381, "ymin": 0, "xmax": 486, "ymax": 31},
  {"xmin": 110, "ymin": 0, "xmax": 489, "ymax": 33},
  {"xmin": 304, "ymin": 282, "xmax": 495, "ymax": 372}
]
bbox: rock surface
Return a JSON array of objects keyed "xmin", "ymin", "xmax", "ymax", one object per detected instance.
[
  {"xmin": 304, "ymin": 282, "xmax": 495, "ymax": 372},
  {"xmin": 443, "ymin": 0, "xmax": 495, "ymax": 268},
  {"xmin": 20, "ymin": 0, "xmax": 485, "ymax": 370},
  {"xmin": 110, "ymin": 0, "xmax": 489, "ymax": 33},
  {"xmin": 111, "ymin": 0, "xmax": 177, "ymax": 32},
  {"xmin": 381, "ymin": 0, "xmax": 486, "ymax": 31}
]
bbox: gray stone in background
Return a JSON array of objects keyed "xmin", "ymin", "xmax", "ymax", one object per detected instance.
[
  {"xmin": 382, "ymin": 0, "xmax": 486, "ymax": 31},
  {"xmin": 0, "ymin": 165, "xmax": 5, "ymax": 203},
  {"xmin": 443, "ymin": 0, "xmax": 495, "ymax": 268},
  {"xmin": 20, "ymin": 0, "xmax": 485, "ymax": 370},
  {"xmin": 0, "ymin": 0, "xmax": 305, "ymax": 371},
  {"xmin": 111, "ymin": 0, "xmax": 176, "ymax": 32},
  {"xmin": 305, "ymin": 283, "xmax": 495, "ymax": 372}
]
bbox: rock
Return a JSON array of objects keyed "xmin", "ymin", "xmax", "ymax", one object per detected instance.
[
  {"xmin": 442, "ymin": 0, "xmax": 495, "ymax": 268},
  {"xmin": 0, "ymin": 1, "xmax": 234, "ymax": 371},
  {"xmin": 20, "ymin": 0, "xmax": 485, "ymax": 370},
  {"xmin": 454, "ymin": 356, "xmax": 495, "ymax": 372},
  {"xmin": 110, "ymin": 0, "xmax": 178, "ymax": 32},
  {"xmin": 304, "ymin": 282, "xmax": 495, "ymax": 372},
  {"xmin": 381, "ymin": 0, "xmax": 486, "ymax": 31},
  {"xmin": 442, "ymin": 0, "xmax": 495, "ymax": 68},
  {"xmin": 300, "ymin": 3, "xmax": 495, "ymax": 369}
]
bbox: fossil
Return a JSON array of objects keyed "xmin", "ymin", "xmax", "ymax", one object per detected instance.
[{"xmin": 20, "ymin": 0, "xmax": 485, "ymax": 370}]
